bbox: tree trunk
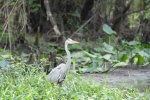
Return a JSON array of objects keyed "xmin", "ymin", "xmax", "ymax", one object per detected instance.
[
  {"xmin": 26, "ymin": 0, "xmax": 46, "ymax": 34},
  {"xmin": 81, "ymin": 0, "xmax": 94, "ymax": 21},
  {"xmin": 112, "ymin": 0, "xmax": 132, "ymax": 43}
]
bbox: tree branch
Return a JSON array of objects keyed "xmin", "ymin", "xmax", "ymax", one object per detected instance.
[
  {"xmin": 126, "ymin": 8, "xmax": 150, "ymax": 16},
  {"xmin": 71, "ymin": 14, "xmax": 96, "ymax": 38},
  {"xmin": 44, "ymin": 0, "xmax": 61, "ymax": 36}
]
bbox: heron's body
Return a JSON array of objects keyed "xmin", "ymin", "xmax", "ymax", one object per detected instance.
[
  {"xmin": 47, "ymin": 63, "xmax": 66, "ymax": 84},
  {"xmin": 46, "ymin": 38, "xmax": 79, "ymax": 86}
]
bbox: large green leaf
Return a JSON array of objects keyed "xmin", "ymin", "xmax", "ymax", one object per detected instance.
[
  {"xmin": 102, "ymin": 43, "xmax": 115, "ymax": 54},
  {"xmin": 120, "ymin": 54, "xmax": 128, "ymax": 62},
  {"xmin": 136, "ymin": 55, "xmax": 144, "ymax": 65},
  {"xmin": 102, "ymin": 48, "xmax": 115, "ymax": 54},
  {"xmin": 94, "ymin": 47, "xmax": 103, "ymax": 52},
  {"xmin": 138, "ymin": 51, "xmax": 149, "ymax": 57},
  {"xmin": 72, "ymin": 51, "xmax": 85, "ymax": 58},
  {"xmin": 102, "ymin": 24, "xmax": 116, "ymax": 35},
  {"xmin": 131, "ymin": 54, "xmax": 144, "ymax": 65},
  {"xmin": 128, "ymin": 41, "xmax": 141, "ymax": 46},
  {"xmin": 100, "ymin": 54, "xmax": 112, "ymax": 61},
  {"xmin": 86, "ymin": 66, "xmax": 97, "ymax": 73},
  {"xmin": 113, "ymin": 62, "xmax": 128, "ymax": 68},
  {"xmin": 83, "ymin": 51, "xmax": 97, "ymax": 58},
  {"xmin": 103, "ymin": 42, "xmax": 114, "ymax": 51}
]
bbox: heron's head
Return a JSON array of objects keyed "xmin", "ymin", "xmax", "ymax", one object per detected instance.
[{"xmin": 66, "ymin": 38, "xmax": 79, "ymax": 44}]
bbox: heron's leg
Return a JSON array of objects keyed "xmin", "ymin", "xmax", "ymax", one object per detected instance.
[{"xmin": 58, "ymin": 82, "xmax": 63, "ymax": 87}]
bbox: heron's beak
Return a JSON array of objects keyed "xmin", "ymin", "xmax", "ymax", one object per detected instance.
[{"xmin": 72, "ymin": 40, "xmax": 79, "ymax": 44}]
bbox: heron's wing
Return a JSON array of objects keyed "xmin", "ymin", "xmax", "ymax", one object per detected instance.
[
  {"xmin": 57, "ymin": 69, "xmax": 66, "ymax": 83},
  {"xmin": 47, "ymin": 63, "xmax": 66, "ymax": 83}
]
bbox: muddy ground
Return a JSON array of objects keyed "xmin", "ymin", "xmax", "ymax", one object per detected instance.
[{"xmin": 83, "ymin": 66, "xmax": 150, "ymax": 92}]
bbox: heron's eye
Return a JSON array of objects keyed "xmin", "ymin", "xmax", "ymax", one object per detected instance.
[{"xmin": 68, "ymin": 39, "xmax": 72, "ymax": 41}]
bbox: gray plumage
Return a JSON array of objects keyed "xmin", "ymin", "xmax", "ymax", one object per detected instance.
[
  {"xmin": 47, "ymin": 63, "xmax": 66, "ymax": 83},
  {"xmin": 46, "ymin": 38, "xmax": 79, "ymax": 86}
]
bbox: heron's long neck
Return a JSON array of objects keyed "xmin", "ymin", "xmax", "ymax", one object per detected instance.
[{"xmin": 65, "ymin": 43, "xmax": 71, "ymax": 69}]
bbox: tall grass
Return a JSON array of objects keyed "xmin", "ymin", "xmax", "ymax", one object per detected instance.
[{"xmin": 0, "ymin": 66, "xmax": 149, "ymax": 100}]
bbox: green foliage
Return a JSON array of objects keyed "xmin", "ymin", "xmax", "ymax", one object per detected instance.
[
  {"xmin": 103, "ymin": 24, "xmax": 116, "ymax": 35},
  {"xmin": 83, "ymin": 51, "xmax": 97, "ymax": 58},
  {"xmin": 0, "ymin": 39, "xmax": 149, "ymax": 99},
  {"xmin": 113, "ymin": 62, "xmax": 128, "ymax": 68},
  {"xmin": 102, "ymin": 42, "xmax": 115, "ymax": 54},
  {"xmin": 120, "ymin": 54, "xmax": 128, "ymax": 62},
  {"xmin": 102, "ymin": 24, "xmax": 117, "ymax": 45},
  {"xmin": 28, "ymin": 0, "xmax": 41, "ymax": 12},
  {"xmin": 122, "ymin": 41, "xmax": 150, "ymax": 66},
  {"xmin": 0, "ymin": 52, "xmax": 149, "ymax": 99},
  {"xmin": 73, "ymin": 40, "xmax": 150, "ymax": 73}
]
